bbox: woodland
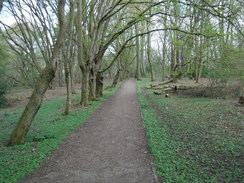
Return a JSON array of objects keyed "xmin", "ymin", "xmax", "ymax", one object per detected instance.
[
  {"xmin": 0, "ymin": 0, "xmax": 243, "ymax": 182},
  {"xmin": 1, "ymin": 0, "xmax": 244, "ymax": 145}
]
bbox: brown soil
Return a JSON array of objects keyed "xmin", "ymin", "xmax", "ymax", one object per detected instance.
[
  {"xmin": 1, "ymin": 79, "xmax": 113, "ymax": 113},
  {"xmin": 19, "ymin": 78, "xmax": 157, "ymax": 183},
  {"xmin": 4, "ymin": 85, "xmax": 78, "ymax": 112}
]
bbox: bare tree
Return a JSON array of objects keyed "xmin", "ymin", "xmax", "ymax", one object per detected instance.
[{"xmin": 6, "ymin": 0, "xmax": 67, "ymax": 146}]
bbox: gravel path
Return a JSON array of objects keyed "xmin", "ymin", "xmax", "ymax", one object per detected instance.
[{"xmin": 20, "ymin": 78, "xmax": 157, "ymax": 183}]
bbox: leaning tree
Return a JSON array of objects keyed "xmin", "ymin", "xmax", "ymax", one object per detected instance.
[{"xmin": 3, "ymin": 0, "xmax": 67, "ymax": 146}]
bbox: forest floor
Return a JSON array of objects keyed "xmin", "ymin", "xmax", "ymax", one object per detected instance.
[
  {"xmin": 1, "ymin": 78, "xmax": 243, "ymax": 183},
  {"xmin": 138, "ymin": 79, "xmax": 244, "ymax": 182},
  {"xmin": 2, "ymin": 79, "xmax": 114, "ymax": 112}
]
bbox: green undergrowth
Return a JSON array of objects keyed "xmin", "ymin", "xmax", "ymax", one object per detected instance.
[
  {"xmin": 137, "ymin": 79, "xmax": 244, "ymax": 183},
  {"xmin": 0, "ymin": 86, "xmax": 118, "ymax": 183}
]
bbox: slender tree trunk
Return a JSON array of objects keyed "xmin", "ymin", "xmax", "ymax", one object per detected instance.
[
  {"xmin": 111, "ymin": 69, "xmax": 121, "ymax": 88},
  {"xmin": 7, "ymin": 67, "xmax": 56, "ymax": 146},
  {"xmin": 58, "ymin": 62, "xmax": 63, "ymax": 87},
  {"xmin": 71, "ymin": 65, "xmax": 76, "ymax": 94},
  {"xmin": 140, "ymin": 36, "xmax": 146, "ymax": 77},
  {"xmin": 161, "ymin": 6, "xmax": 168, "ymax": 81},
  {"xmin": 147, "ymin": 18, "xmax": 155, "ymax": 81},
  {"xmin": 135, "ymin": 24, "xmax": 140, "ymax": 80},
  {"xmin": 162, "ymin": 31, "xmax": 167, "ymax": 81},
  {"xmin": 64, "ymin": 64, "xmax": 71, "ymax": 115},
  {"xmin": 196, "ymin": 8, "xmax": 205, "ymax": 83},
  {"xmin": 171, "ymin": 40, "xmax": 177, "ymax": 81},
  {"xmin": 196, "ymin": 36, "xmax": 203, "ymax": 83}
]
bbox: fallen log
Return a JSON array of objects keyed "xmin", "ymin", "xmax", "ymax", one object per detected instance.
[
  {"xmin": 162, "ymin": 87, "xmax": 174, "ymax": 91},
  {"xmin": 150, "ymin": 79, "xmax": 174, "ymax": 88},
  {"xmin": 154, "ymin": 91, "xmax": 162, "ymax": 95},
  {"xmin": 145, "ymin": 87, "xmax": 166, "ymax": 90}
]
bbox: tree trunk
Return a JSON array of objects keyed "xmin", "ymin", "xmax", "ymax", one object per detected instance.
[
  {"xmin": 80, "ymin": 66, "xmax": 89, "ymax": 106},
  {"xmin": 140, "ymin": 36, "xmax": 146, "ymax": 77},
  {"xmin": 7, "ymin": 67, "xmax": 56, "ymax": 146},
  {"xmin": 96, "ymin": 72, "xmax": 103, "ymax": 98},
  {"xmin": 162, "ymin": 31, "xmax": 167, "ymax": 81},
  {"xmin": 58, "ymin": 61, "xmax": 63, "ymax": 87},
  {"xmin": 147, "ymin": 17, "xmax": 155, "ymax": 82},
  {"xmin": 195, "ymin": 8, "xmax": 205, "ymax": 83},
  {"xmin": 71, "ymin": 65, "xmax": 76, "ymax": 94},
  {"xmin": 111, "ymin": 69, "xmax": 121, "ymax": 88},
  {"xmin": 64, "ymin": 64, "xmax": 71, "ymax": 115},
  {"xmin": 196, "ymin": 36, "xmax": 204, "ymax": 83},
  {"xmin": 89, "ymin": 65, "xmax": 97, "ymax": 101},
  {"xmin": 171, "ymin": 43, "xmax": 177, "ymax": 82},
  {"xmin": 135, "ymin": 24, "xmax": 140, "ymax": 80}
]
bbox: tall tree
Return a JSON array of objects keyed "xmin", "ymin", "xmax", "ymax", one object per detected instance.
[
  {"xmin": 135, "ymin": 23, "xmax": 140, "ymax": 80},
  {"xmin": 146, "ymin": 8, "xmax": 155, "ymax": 81},
  {"xmin": 63, "ymin": 0, "xmax": 75, "ymax": 115},
  {"xmin": 6, "ymin": 0, "xmax": 67, "ymax": 146}
]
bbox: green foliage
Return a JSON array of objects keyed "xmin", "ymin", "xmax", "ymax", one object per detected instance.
[
  {"xmin": 0, "ymin": 87, "xmax": 118, "ymax": 183},
  {"xmin": 0, "ymin": 72, "xmax": 8, "ymax": 107},
  {"xmin": 0, "ymin": 37, "xmax": 10, "ymax": 107},
  {"xmin": 171, "ymin": 38, "xmax": 184, "ymax": 49},
  {"xmin": 138, "ymin": 80, "xmax": 244, "ymax": 182},
  {"xmin": 204, "ymin": 44, "xmax": 244, "ymax": 84},
  {"xmin": 202, "ymin": 22, "xmax": 219, "ymax": 38}
]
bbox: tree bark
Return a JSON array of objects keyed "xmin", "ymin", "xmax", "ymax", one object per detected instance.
[
  {"xmin": 71, "ymin": 65, "xmax": 76, "ymax": 94},
  {"xmin": 89, "ymin": 65, "xmax": 97, "ymax": 101},
  {"xmin": 64, "ymin": 64, "xmax": 71, "ymax": 115},
  {"xmin": 147, "ymin": 14, "xmax": 155, "ymax": 82},
  {"xmin": 96, "ymin": 72, "xmax": 103, "ymax": 98},
  {"xmin": 162, "ymin": 31, "xmax": 167, "ymax": 81},
  {"xmin": 111, "ymin": 69, "xmax": 121, "ymax": 88},
  {"xmin": 58, "ymin": 61, "xmax": 64, "ymax": 87},
  {"xmin": 195, "ymin": 7, "xmax": 205, "ymax": 83},
  {"xmin": 135, "ymin": 24, "xmax": 140, "ymax": 80},
  {"xmin": 80, "ymin": 66, "xmax": 90, "ymax": 106},
  {"xmin": 140, "ymin": 34, "xmax": 146, "ymax": 77}
]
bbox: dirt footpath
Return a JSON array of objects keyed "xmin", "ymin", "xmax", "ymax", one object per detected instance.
[{"xmin": 20, "ymin": 78, "xmax": 157, "ymax": 183}]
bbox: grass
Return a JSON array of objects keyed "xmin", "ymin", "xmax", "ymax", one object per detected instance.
[
  {"xmin": 0, "ymin": 87, "xmax": 118, "ymax": 183},
  {"xmin": 137, "ymin": 79, "xmax": 244, "ymax": 183}
]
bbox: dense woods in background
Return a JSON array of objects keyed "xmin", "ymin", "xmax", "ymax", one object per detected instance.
[{"xmin": 0, "ymin": 0, "xmax": 243, "ymax": 145}]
